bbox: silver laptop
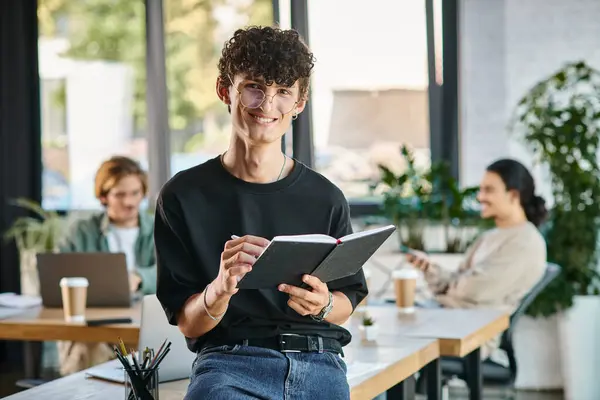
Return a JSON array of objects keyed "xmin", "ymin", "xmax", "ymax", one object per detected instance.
[
  {"xmin": 37, "ymin": 253, "xmax": 132, "ymax": 308},
  {"xmin": 86, "ymin": 294, "xmax": 196, "ymax": 383}
]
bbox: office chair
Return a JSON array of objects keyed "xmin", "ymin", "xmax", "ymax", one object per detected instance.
[{"xmin": 436, "ymin": 263, "xmax": 562, "ymax": 394}]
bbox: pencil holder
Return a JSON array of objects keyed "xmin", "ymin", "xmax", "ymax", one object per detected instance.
[{"xmin": 124, "ymin": 367, "xmax": 159, "ymax": 400}]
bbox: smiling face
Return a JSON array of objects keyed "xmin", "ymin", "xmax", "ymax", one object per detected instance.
[
  {"xmin": 101, "ymin": 174, "xmax": 144, "ymax": 225},
  {"xmin": 217, "ymin": 74, "xmax": 306, "ymax": 145},
  {"xmin": 477, "ymin": 171, "xmax": 521, "ymax": 220}
]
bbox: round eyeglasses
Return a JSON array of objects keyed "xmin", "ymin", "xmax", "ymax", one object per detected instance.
[{"xmin": 236, "ymin": 84, "xmax": 298, "ymax": 115}]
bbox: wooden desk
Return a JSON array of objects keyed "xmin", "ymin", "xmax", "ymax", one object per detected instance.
[
  {"xmin": 347, "ymin": 338, "xmax": 439, "ymax": 400},
  {"xmin": 0, "ymin": 306, "xmax": 141, "ymax": 345},
  {"xmin": 350, "ymin": 306, "xmax": 510, "ymax": 400},
  {"xmin": 350, "ymin": 306, "xmax": 509, "ymax": 357},
  {"xmin": 0, "ymin": 305, "xmax": 141, "ymax": 378},
  {"xmin": 3, "ymin": 338, "xmax": 440, "ymax": 400}
]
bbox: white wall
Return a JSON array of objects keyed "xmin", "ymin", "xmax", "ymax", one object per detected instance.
[
  {"xmin": 460, "ymin": 0, "xmax": 600, "ymax": 206},
  {"xmin": 66, "ymin": 62, "xmax": 135, "ymax": 209}
]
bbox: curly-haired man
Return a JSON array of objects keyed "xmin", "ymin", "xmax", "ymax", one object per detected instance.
[{"xmin": 154, "ymin": 26, "xmax": 366, "ymax": 399}]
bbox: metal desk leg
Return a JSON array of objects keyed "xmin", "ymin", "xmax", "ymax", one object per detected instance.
[
  {"xmin": 386, "ymin": 375, "xmax": 415, "ymax": 400},
  {"xmin": 425, "ymin": 358, "xmax": 441, "ymax": 400},
  {"xmin": 465, "ymin": 347, "xmax": 482, "ymax": 400},
  {"xmin": 23, "ymin": 341, "xmax": 42, "ymax": 378}
]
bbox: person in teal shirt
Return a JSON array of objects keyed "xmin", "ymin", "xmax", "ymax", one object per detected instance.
[
  {"xmin": 60, "ymin": 156, "xmax": 156, "ymax": 294},
  {"xmin": 55, "ymin": 156, "xmax": 156, "ymax": 376}
]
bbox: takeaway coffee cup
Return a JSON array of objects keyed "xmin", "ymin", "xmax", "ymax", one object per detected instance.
[
  {"xmin": 392, "ymin": 269, "xmax": 419, "ymax": 313},
  {"xmin": 59, "ymin": 277, "xmax": 89, "ymax": 322}
]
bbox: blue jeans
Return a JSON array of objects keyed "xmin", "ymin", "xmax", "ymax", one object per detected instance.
[{"xmin": 185, "ymin": 344, "xmax": 349, "ymax": 400}]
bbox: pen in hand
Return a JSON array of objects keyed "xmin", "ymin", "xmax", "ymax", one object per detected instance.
[{"xmin": 230, "ymin": 235, "xmax": 244, "ymax": 282}]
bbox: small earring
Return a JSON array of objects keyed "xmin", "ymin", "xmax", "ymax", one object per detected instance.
[{"xmin": 292, "ymin": 113, "xmax": 298, "ymax": 120}]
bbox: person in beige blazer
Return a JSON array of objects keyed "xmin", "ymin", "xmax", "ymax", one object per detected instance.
[{"xmin": 408, "ymin": 159, "xmax": 548, "ymax": 358}]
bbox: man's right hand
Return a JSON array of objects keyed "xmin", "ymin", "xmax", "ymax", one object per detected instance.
[
  {"xmin": 212, "ymin": 235, "xmax": 270, "ymax": 297},
  {"xmin": 178, "ymin": 235, "xmax": 270, "ymax": 337}
]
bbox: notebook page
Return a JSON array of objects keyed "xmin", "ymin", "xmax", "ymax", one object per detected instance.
[
  {"xmin": 272, "ymin": 234, "xmax": 336, "ymax": 244},
  {"xmin": 339, "ymin": 224, "xmax": 396, "ymax": 242}
]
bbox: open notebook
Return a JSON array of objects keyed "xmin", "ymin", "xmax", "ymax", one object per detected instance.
[{"xmin": 237, "ymin": 225, "xmax": 395, "ymax": 289}]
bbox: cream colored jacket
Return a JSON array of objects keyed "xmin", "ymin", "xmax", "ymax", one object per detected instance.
[{"xmin": 424, "ymin": 222, "xmax": 547, "ymax": 358}]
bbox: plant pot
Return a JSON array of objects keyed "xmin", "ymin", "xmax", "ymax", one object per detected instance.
[
  {"xmin": 558, "ymin": 295, "xmax": 600, "ymax": 400},
  {"xmin": 359, "ymin": 324, "xmax": 378, "ymax": 341},
  {"xmin": 513, "ymin": 315, "xmax": 563, "ymax": 390},
  {"xmin": 20, "ymin": 250, "xmax": 40, "ymax": 297}
]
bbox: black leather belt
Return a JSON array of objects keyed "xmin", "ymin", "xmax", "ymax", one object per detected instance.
[{"xmin": 206, "ymin": 334, "xmax": 343, "ymax": 355}]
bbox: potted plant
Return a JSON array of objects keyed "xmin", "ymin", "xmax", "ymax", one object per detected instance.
[
  {"xmin": 510, "ymin": 60, "xmax": 600, "ymax": 396},
  {"xmin": 425, "ymin": 160, "xmax": 483, "ymax": 254},
  {"xmin": 358, "ymin": 314, "xmax": 378, "ymax": 341},
  {"xmin": 379, "ymin": 145, "xmax": 430, "ymax": 251},
  {"xmin": 3, "ymin": 198, "xmax": 66, "ymax": 296},
  {"xmin": 378, "ymin": 145, "xmax": 483, "ymax": 256}
]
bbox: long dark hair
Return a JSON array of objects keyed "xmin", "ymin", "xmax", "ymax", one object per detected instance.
[{"xmin": 486, "ymin": 159, "xmax": 548, "ymax": 227}]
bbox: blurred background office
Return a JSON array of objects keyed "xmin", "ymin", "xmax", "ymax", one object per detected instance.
[{"xmin": 2, "ymin": 0, "xmax": 600, "ymax": 399}]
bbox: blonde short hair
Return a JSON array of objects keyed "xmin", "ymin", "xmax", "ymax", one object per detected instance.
[{"xmin": 94, "ymin": 156, "xmax": 148, "ymax": 204}]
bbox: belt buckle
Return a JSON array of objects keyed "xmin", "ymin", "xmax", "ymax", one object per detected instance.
[{"xmin": 279, "ymin": 334, "xmax": 302, "ymax": 353}]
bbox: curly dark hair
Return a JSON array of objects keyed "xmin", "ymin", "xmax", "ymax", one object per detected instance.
[{"xmin": 218, "ymin": 26, "xmax": 315, "ymax": 98}]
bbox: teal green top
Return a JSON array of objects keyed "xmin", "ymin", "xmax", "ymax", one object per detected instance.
[{"xmin": 59, "ymin": 212, "xmax": 157, "ymax": 295}]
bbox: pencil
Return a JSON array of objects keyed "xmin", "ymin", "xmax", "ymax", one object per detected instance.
[
  {"xmin": 118, "ymin": 337, "xmax": 128, "ymax": 356},
  {"xmin": 130, "ymin": 348, "xmax": 141, "ymax": 372},
  {"xmin": 150, "ymin": 347, "xmax": 171, "ymax": 371},
  {"xmin": 149, "ymin": 338, "xmax": 167, "ymax": 367},
  {"xmin": 141, "ymin": 347, "xmax": 150, "ymax": 369},
  {"xmin": 150, "ymin": 342, "xmax": 170, "ymax": 369}
]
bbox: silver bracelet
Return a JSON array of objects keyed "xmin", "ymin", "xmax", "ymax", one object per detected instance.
[{"xmin": 203, "ymin": 283, "xmax": 227, "ymax": 321}]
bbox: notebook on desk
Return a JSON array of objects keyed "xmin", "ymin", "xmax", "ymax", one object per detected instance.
[{"xmin": 237, "ymin": 225, "xmax": 396, "ymax": 290}]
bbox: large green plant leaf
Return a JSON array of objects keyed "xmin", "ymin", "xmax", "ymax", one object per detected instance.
[
  {"xmin": 4, "ymin": 198, "xmax": 66, "ymax": 253},
  {"xmin": 511, "ymin": 61, "xmax": 600, "ymax": 317},
  {"xmin": 376, "ymin": 145, "xmax": 482, "ymax": 252}
]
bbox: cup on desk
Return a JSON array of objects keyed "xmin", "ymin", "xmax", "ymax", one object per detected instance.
[
  {"xmin": 392, "ymin": 269, "xmax": 418, "ymax": 313},
  {"xmin": 59, "ymin": 277, "xmax": 89, "ymax": 322}
]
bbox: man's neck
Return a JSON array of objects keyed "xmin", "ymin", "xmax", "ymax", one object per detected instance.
[
  {"xmin": 494, "ymin": 212, "xmax": 527, "ymax": 229},
  {"xmin": 222, "ymin": 136, "xmax": 287, "ymax": 183},
  {"xmin": 108, "ymin": 216, "xmax": 139, "ymax": 229}
]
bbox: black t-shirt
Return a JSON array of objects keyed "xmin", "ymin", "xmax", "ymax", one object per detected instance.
[{"xmin": 154, "ymin": 156, "xmax": 368, "ymax": 353}]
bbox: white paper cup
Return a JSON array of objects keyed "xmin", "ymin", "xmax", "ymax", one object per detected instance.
[
  {"xmin": 392, "ymin": 269, "xmax": 418, "ymax": 313},
  {"xmin": 59, "ymin": 277, "xmax": 89, "ymax": 322}
]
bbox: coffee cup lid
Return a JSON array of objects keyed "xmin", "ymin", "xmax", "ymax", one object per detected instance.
[
  {"xmin": 392, "ymin": 269, "xmax": 419, "ymax": 279},
  {"xmin": 60, "ymin": 277, "xmax": 89, "ymax": 287}
]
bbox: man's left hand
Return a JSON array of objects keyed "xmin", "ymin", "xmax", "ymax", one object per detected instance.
[
  {"xmin": 129, "ymin": 272, "xmax": 142, "ymax": 293},
  {"xmin": 279, "ymin": 275, "xmax": 329, "ymax": 316}
]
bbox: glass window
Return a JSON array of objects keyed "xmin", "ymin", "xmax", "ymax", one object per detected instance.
[
  {"xmin": 166, "ymin": 0, "xmax": 274, "ymax": 176},
  {"xmin": 307, "ymin": 0, "xmax": 431, "ymax": 200},
  {"xmin": 38, "ymin": 0, "xmax": 147, "ymax": 210}
]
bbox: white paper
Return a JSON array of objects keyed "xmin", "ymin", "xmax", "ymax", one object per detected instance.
[{"xmin": 0, "ymin": 293, "xmax": 42, "ymax": 309}]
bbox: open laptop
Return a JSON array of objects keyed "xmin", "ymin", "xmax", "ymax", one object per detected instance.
[
  {"xmin": 86, "ymin": 294, "xmax": 196, "ymax": 383},
  {"xmin": 37, "ymin": 253, "xmax": 133, "ymax": 308}
]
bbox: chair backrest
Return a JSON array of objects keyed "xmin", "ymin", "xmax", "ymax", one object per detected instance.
[
  {"xmin": 500, "ymin": 262, "xmax": 561, "ymax": 381},
  {"xmin": 508, "ymin": 262, "xmax": 561, "ymax": 330}
]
